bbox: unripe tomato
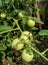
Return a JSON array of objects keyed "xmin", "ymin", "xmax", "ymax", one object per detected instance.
[
  {"xmin": 18, "ymin": 12, "xmax": 23, "ymax": 18},
  {"xmin": 12, "ymin": 38, "xmax": 24, "ymax": 50},
  {"xmin": 20, "ymin": 31, "xmax": 33, "ymax": 44},
  {"xmin": 0, "ymin": 13, "xmax": 6, "ymax": 18},
  {"xmin": 27, "ymin": 19, "xmax": 35, "ymax": 27},
  {"xmin": 22, "ymin": 49, "xmax": 34, "ymax": 62}
]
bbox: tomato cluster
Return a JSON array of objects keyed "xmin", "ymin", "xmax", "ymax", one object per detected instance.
[
  {"xmin": 0, "ymin": 12, "xmax": 35, "ymax": 62},
  {"xmin": 12, "ymin": 31, "xmax": 34, "ymax": 62},
  {"xmin": 18, "ymin": 12, "xmax": 35, "ymax": 27}
]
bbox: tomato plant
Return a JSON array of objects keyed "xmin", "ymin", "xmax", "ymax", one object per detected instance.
[{"xmin": 0, "ymin": 0, "xmax": 48, "ymax": 65}]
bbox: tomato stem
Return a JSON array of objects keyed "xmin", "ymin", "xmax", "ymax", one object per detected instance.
[
  {"xmin": 31, "ymin": 46, "xmax": 48, "ymax": 62},
  {"xmin": 0, "ymin": 28, "xmax": 19, "ymax": 35},
  {"xmin": 13, "ymin": 18, "xmax": 22, "ymax": 33},
  {"xmin": 42, "ymin": 48, "xmax": 48, "ymax": 54}
]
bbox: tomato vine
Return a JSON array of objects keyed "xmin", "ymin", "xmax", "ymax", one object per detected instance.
[{"xmin": 0, "ymin": 0, "xmax": 48, "ymax": 64}]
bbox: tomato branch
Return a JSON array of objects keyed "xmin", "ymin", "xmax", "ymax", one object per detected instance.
[
  {"xmin": 0, "ymin": 28, "xmax": 19, "ymax": 35},
  {"xmin": 31, "ymin": 46, "xmax": 48, "ymax": 62},
  {"xmin": 13, "ymin": 18, "xmax": 22, "ymax": 33},
  {"xmin": 42, "ymin": 48, "xmax": 48, "ymax": 54}
]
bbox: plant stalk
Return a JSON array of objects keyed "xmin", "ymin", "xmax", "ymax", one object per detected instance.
[{"xmin": 31, "ymin": 46, "xmax": 48, "ymax": 62}]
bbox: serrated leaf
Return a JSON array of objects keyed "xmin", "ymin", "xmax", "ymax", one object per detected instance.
[
  {"xmin": 39, "ymin": 30, "xmax": 48, "ymax": 36},
  {"xmin": 0, "ymin": 25, "xmax": 11, "ymax": 32}
]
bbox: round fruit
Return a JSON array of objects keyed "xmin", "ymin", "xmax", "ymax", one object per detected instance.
[
  {"xmin": 22, "ymin": 49, "xmax": 34, "ymax": 62},
  {"xmin": 27, "ymin": 19, "xmax": 35, "ymax": 27},
  {"xmin": 20, "ymin": 31, "xmax": 33, "ymax": 44},
  {"xmin": 12, "ymin": 38, "xmax": 24, "ymax": 50},
  {"xmin": 18, "ymin": 12, "xmax": 23, "ymax": 18},
  {"xmin": 0, "ymin": 13, "xmax": 6, "ymax": 18}
]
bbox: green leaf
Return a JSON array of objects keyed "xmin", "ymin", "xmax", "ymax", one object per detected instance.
[
  {"xmin": 0, "ymin": 25, "xmax": 11, "ymax": 32},
  {"xmin": 4, "ymin": 0, "xmax": 11, "ymax": 4},
  {"xmin": 34, "ymin": 53, "xmax": 40, "ymax": 59},
  {"xmin": 33, "ymin": 17, "xmax": 44, "ymax": 24},
  {"xmin": 31, "ymin": 27, "xmax": 38, "ymax": 30},
  {"xmin": 22, "ymin": 17, "xmax": 28, "ymax": 25},
  {"xmin": 0, "ymin": 0, "xmax": 2, "ymax": 7},
  {"xmin": 0, "ymin": 44, "xmax": 7, "ymax": 51},
  {"xmin": 39, "ymin": 30, "xmax": 48, "ymax": 36},
  {"xmin": 37, "ymin": 8, "xmax": 40, "ymax": 12}
]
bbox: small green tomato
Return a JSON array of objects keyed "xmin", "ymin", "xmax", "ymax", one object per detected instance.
[
  {"xmin": 27, "ymin": 19, "xmax": 35, "ymax": 27},
  {"xmin": 22, "ymin": 49, "xmax": 34, "ymax": 62},
  {"xmin": 0, "ymin": 13, "xmax": 6, "ymax": 18},
  {"xmin": 12, "ymin": 38, "xmax": 24, "ymax": 50},
  {"xmin": 18, "ymin": 12, "xmax": 23, "ymax": 18}
]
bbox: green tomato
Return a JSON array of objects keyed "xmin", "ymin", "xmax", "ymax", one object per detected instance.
[
  {"xmin": 27, "ymin": 19, "xmax": 35, "ymax": 27},
  {"xmin": 12, "ymin": 38, "xmax": 24, "ymax": 50},
  {"xmin": 0, "ymin": 13, "xmax": 6, "ymax": 18},
  {"xmin": 20, "ymin": 31, "xmax": 33, "ymax": 44},
  {"xmin": 18, "ymin": 12, "xmax": 23, "ymax": 18},
  {"xmin": 22, "ymin": 49, "xmax": 34, "ymax": 62}
]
